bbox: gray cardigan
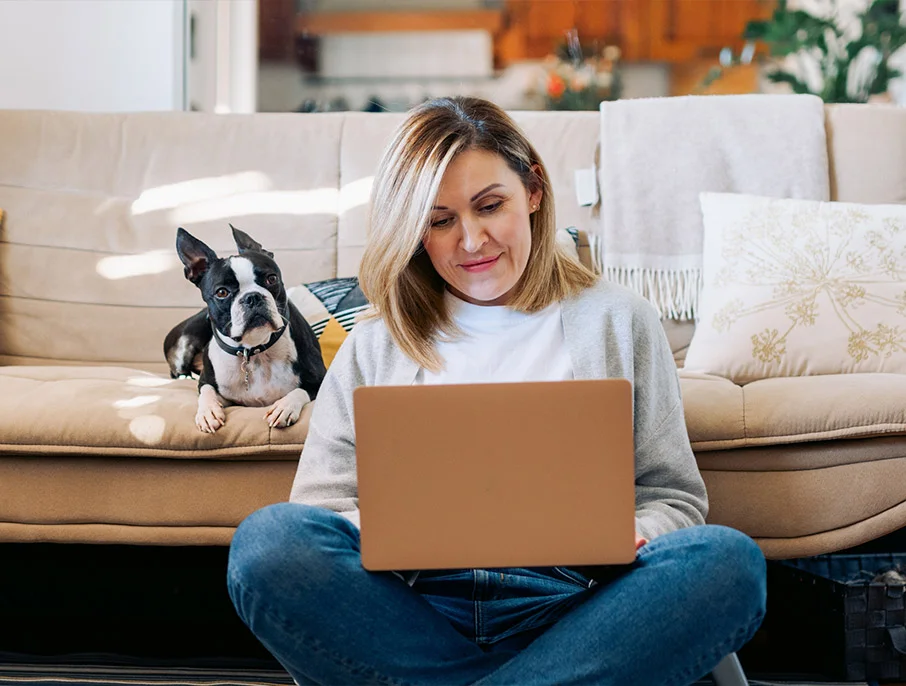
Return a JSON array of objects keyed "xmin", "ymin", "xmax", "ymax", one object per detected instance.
[{"xmin": 289, "ymin": 279, "xmax": 708, "ymax": 541}]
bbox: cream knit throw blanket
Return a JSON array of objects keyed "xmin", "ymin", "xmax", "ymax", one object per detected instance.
[{"xmin": 596, "ymin": 94, "xmax": 830, "ymax": 320}]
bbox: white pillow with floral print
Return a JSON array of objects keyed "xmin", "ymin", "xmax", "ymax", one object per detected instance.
[{"xmin": 684, "ymin": 192, "xmax": 906, "ymax": 385}]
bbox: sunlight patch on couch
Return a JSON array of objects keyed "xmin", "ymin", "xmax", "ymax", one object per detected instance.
[
  {"xmin": 339, "ymin": 176, "xmax": 373, "ymax": 215},
  {"xmin": 131, "ymin": 171, "xmax": 271, "ymax": 215},
  {"xmin": 114, "ymin": 395, "xmax": 161, "ymax": 409},
  {"xmin": 167, "ymin": 188, "xmax": 341, "ymax": 224},
  {"xmin": 96, "ymin": 250, "xmax": 181, "ymax": 280},
  {"xmin": 127, "ymin": 375, "xmax": 175, "ymax": 388},
  {"xmin": 128, "ymin": 415, "xmax": 167, "ymax": 445}
]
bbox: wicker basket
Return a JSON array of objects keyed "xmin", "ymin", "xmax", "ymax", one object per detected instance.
[{"xmin": 777, "ymin": 553, "xmax": 906, "ymax": 682}]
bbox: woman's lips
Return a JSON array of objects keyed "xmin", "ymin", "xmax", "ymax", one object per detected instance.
[{"xmin": 460, "ymin": 255, "xmax": 500, "ymax": 273}]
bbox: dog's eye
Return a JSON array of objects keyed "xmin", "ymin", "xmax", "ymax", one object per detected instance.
[
  {"xmin": 215, "ymin": 287, "xmax": 230, "ymax": 299},
  {"xmin": 265, "ymin": 274, "xmax": 279, "ymax": 286}
]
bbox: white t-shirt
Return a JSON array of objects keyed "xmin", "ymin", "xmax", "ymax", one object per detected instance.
[{"xmin": 415, "ymin": 291, "xmax": 574, "ymax": 385}]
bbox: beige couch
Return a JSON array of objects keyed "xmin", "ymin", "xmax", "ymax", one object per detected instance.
[{"xmin": 0, "ymin": 104, "xmax": 904, "ymax": 559}]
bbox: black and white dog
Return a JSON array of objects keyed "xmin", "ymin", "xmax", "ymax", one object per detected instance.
[{"xmin": 164, "ymin": 226, "xmax": 326, "ymax": 433}]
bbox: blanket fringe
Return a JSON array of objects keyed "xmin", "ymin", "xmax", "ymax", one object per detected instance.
[{"xmin": 589, "ymin": 234, "xmax": 700, "ymax": 320}]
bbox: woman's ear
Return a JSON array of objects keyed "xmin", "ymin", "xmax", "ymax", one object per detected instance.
[{"xmin": 529, "ymin": 164, "xmax": 544, "ymax": 212}]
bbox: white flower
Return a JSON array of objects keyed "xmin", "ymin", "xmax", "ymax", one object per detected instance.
[
  {"xmin": 792, "ymin": 0, "xmax": 835, "ymax": 21},
  {"xmin": 847, "ymin": 45, "xmax": 883, "ymax": 100}
]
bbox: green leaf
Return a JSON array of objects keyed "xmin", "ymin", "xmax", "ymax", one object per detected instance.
[
  {"xmin": 768, "ymin": 70, "xmax": 815, "ymax": 95},
  {"xmin": 744, "ymin": 20, "xmax": 770, "ymax": 41}
]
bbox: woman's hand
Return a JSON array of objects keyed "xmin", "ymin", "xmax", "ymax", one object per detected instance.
[{"xmin": 635, "ymin": 535, "xmax": 648, "ymax": 551}]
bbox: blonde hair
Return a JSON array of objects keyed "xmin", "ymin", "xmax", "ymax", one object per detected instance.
[{"xmin": 359, "ymin": 96, "xmax": 597, "ymax": 371}]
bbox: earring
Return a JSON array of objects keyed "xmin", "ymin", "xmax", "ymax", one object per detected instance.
[{"xmin": 532, "ymin": 204, "xmax": 538, "ymax": 211}]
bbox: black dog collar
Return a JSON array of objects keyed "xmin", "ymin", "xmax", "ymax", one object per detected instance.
[{"xmin": 211, "ymin": 321, "xmax": 288, "ymax": 360}]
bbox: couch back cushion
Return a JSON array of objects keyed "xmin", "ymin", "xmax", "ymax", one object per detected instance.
[
  {"xmin": 0, "ymin": 111, "xmax": 343, "ymax": 372},
  {"xmin": 826, "ymin": 104, "xmax": 906, "ymax": 205}
]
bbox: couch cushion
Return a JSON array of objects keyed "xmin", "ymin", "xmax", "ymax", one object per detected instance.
[
  {"xmin": 0, "ymin": 366, "xmax": 309, "ymax": 457},
  {"xmin": 0, "ymin": 456, "xmax": 298, "ymax": 546},
  {"xmin": 696, "ymin": 437, "xmax": 906, "ymax": 559},
  {"xmin": 682, "ymin": 371, "xmax": 906, "ymax": 450}
]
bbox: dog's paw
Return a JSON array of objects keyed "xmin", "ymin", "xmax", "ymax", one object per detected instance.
[
  {"xmin": 264, "ymin": 389, "xmax": 311, "ymax": 429},
  {"xmin": 196, "ymin": 403, "xmax": 226, "ymax": 433}
]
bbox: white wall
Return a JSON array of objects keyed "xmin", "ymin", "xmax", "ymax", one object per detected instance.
[
  {"xmin": 0, "ymin": 0, "xmax": 185, "ymax": 112},
  {"xmin": 320, "ymin": 31, "xmax": 492, "ymax": 79}
]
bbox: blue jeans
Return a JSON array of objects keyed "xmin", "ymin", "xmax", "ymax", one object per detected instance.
[{"xmin": 227, "ymin": 503, "xmax": 766, "ymax": 686}]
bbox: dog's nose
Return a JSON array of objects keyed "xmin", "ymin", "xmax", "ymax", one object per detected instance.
[{"xmin": 241, "ymin": 292, "xmax": 265, "ymax": 308}]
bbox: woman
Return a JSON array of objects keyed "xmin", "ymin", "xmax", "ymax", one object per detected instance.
[{"xmin": 227, "ymin": 97, "xmax": 766, "ymax": 686}]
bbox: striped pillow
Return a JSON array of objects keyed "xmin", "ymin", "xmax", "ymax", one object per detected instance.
[
  {"xmin": 287, "ymin": 277, "xmax": 370, "ymax": 368},
  {"xmin": 304, "ymin": 277, "xmax": 370, "ymax": 333}
]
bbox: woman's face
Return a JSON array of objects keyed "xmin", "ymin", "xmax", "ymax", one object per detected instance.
[{"xmin": 422, "ymin": 149, "xmax": 542, "ymax": 307}]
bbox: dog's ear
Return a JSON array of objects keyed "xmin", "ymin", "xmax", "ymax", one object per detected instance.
[
  {"xmin": 176, "ymin": 227, "xmax": 218, "ymax": 285},
  {"xmin": 230, "ymin": 224, "xmax": 274, "ymax": 258}
]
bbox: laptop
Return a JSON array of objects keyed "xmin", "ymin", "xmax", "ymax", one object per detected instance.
[{"xmin": 353, "ymin": 379, "xmax": 636, "ymax": 571}]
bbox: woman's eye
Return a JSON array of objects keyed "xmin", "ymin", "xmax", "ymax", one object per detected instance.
[
  {"xmin": 266, "ymin": 274, "xmax": 279, "ymax": 286},
  {"xmin": 479, "ymin": 201, "xmax": 502, "ymax": 213},
  {"xmin": 215, "ymin": 287, "xmax": 229, "ymax": 299},
  {"xmin": 431, "ymin": 217, "xmax": 451, "ymax": 229}
]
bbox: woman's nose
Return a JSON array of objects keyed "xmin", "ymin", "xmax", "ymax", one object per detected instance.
[{"xmin": 460, "ymin": 218, "xmax": 487, "ymax": 253}]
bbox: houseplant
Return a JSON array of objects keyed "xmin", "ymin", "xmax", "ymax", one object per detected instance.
[{"xmin": 705, "ymin": 0, "xmax": 905, "ymax": 102}]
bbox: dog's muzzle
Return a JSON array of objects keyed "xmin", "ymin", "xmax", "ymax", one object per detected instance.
[{"xmin": 240, "ymin": 292, "xmax": 280, "ymax": 328}]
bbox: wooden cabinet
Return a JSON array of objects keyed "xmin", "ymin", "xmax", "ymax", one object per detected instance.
[
  {"xmin": 292, "ymin": 9, "xmax": 504, "ymax": 34},
  {"xmin": 496, "ymin": 0, "xmax": 773, "ymax": 68},
  {"xmin": 498, "ymin": 0, "xmax": 646, "ymax": 64},
  {"xmin": 647, "ymin": 0, "xmax": 770, "ymax": 62}
]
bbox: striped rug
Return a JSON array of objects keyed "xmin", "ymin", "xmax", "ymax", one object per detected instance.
[
  {"xmin": 0, "ymin": 665, "xmax": 294, "ymax": 686},
  {"xmin": 0, "ymin": 655, "xmax": 294, "ymax": 686}
]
